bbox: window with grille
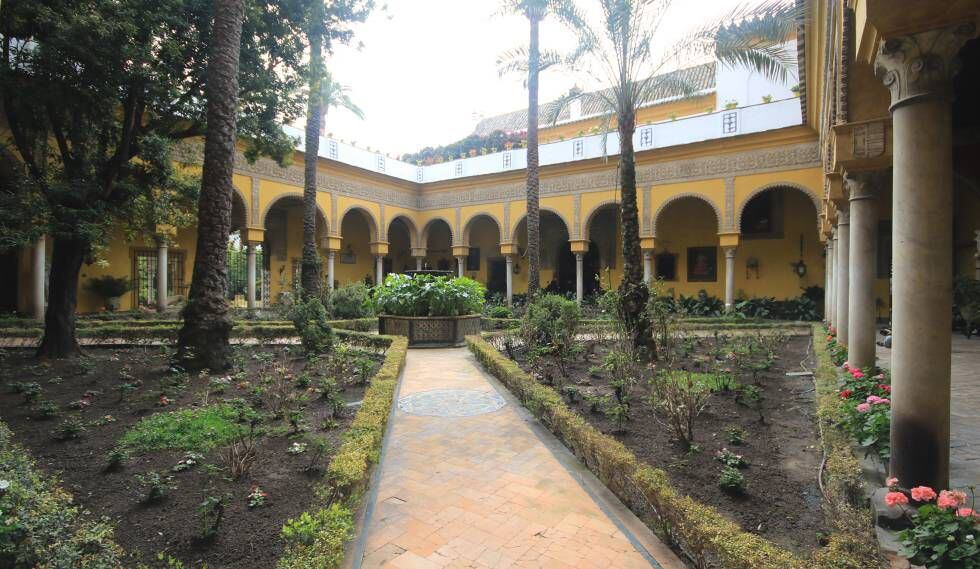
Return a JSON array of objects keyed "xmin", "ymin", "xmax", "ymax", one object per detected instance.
[
  {"xmin": 377, "ymin": 154, "xmax": 385, "ymax": 171},
  {"xmin": 416, "ymin": 167, "xmax": 424, "ymax": 182},
  {"xmin": 722, "ymin": 111, "xmax": 738, "ymax": 134},
  {"xmin": 573, "ymin": 140, "xmax": 584, "ymax": 158},
  {"xmin": 455, "ymin": 161, "xmax": 463, "ymax": 176},
  {"xmin": 328, "ymin": 140, "xmax": 338, "ymax": 159},
  {"xmin": 133, "ymin": 250, "xmax": 186, "ymax": 307},
  {"xmin": 639, "ymin": 127, "xmax": 653, "ymax": 147},
  {"xmin": 503, "ymin": 152, "xmax": 512, "ymax": 168}
]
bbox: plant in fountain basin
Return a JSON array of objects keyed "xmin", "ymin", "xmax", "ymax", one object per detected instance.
[{"xmin": 373, "ymin": 273, "xmax": 485, "ymax": 317}]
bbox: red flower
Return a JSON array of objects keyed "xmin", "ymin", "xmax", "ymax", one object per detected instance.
[
  {"xmin": 878, "ymin": 384, "xmax": 891, "ymax": 394},
  {"xmin": 839, "ymin": 389, "xmax": 853, "ymax": 399}
]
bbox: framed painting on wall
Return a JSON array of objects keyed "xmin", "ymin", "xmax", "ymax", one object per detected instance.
[{"xmin": 687, "ymin": 247, "xmax": 717, "ymax": 282}]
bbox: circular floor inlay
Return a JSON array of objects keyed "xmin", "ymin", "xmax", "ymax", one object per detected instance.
[{"xmin": 397, "ymin": 389, "xmax": 506, "ymax": 417}]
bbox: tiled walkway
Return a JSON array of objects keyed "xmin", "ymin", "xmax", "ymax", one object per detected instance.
[
  {"xmin": 356, "ymin": 348, "xmax": 683, "ymax": 569},
  {"xmin": 877, "ymin": 337, "xmax": 980, "ymax": 488}
]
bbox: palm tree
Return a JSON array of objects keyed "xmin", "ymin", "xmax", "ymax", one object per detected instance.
[
  {"xmin": 176, "ymin": 0, "xmax": 246, "ymax": 371},
  {"xmin": 554, "ymin": 0, "xmax": 798, "ymax": 355},
  {"xmin": 301, "ymin": 0, "xmax": 326, "ymax": 299},
  {"xmin": 498, "ymin": 0, "xmax": 586, "ymax": 298}
]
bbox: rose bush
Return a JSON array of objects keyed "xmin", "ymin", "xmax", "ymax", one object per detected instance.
[{"xmin": 836, "ymin": 357, "xmax": 891, "ymax": 462}]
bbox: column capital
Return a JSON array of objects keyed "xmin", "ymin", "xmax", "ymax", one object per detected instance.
[
  {"xmin": 642, "ymin": 250, "xmax": 653, "ymax": 260},
  {"xmin": 844, "ymin": 170, "xmax": 886, "ymax": 202},
  {"xmin": 875, "ymin": 23, "xmax": 977, "ymax": 111},
  {"xmin": 410, "ymin": 247, "xmax": 427, "ymax": 258},
  {"xmin": 724, "ymin": 246, "xmax": 737, "ymax": 259},
  {"xmin": 836, "ymin": 207, "xmax": 850, "ymax": 226},
  {"xmin": 574, "ymin": 252, "xmax": 584, "ymax": 260}
]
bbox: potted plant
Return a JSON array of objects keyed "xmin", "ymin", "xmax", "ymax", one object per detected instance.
[
  {"xmin": 374, "ymin": 274, "xmax": 485, "ymax": 346},
  {"xmin": 790, "ymin": 83, "xmax": 801, "ymax": 97},
  {"xmin": 504, "ymin": 142, "xmax": 513, "ymax": 150},
  {"xmin": 85, "ymin": 276, "xmax": 132, "ymax": 311},
  {"xmin": 761, "ymin": 94, "xmax": 773, "ymax": 103},
  {"xmin": 724, "ymin": 99, "xmax": 739, "ymax": 110}
]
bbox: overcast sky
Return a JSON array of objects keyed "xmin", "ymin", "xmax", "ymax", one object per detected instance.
[{"xmin": 320, "ymin": 0, "xmax": 756, "ymax": 157}]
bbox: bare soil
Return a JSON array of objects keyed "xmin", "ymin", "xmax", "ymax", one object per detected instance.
[
  {"xmin": 0, "ymin": 343, "xmax": 381, "ymax": 569},
  {"xmin": 509, "ymin": 333, "xmax": 827, "ymax": 554}
]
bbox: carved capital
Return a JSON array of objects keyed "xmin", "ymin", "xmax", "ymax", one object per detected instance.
[
  {"xmin": 845, "ymin": 170, "xmax": 886, "ymax": 201},
  {"xmin": 837, "ymin": 207, "xmax": 850, "ymax": 226},
  {"xmin": 874, "ymin": 23, "xmax": 977, "ymax": 110},
  {"xmin": 724, "ymin": 247, "xmax": 737, "ymax": 260}
]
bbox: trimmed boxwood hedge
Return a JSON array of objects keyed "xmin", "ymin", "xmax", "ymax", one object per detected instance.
[
  {"xmin": 277, "ymin": 334, "xmax": 408, "ymax": 569},
  {"xmin": 466, "ymin": 332, "xmax": 882, "ymax": 569}
]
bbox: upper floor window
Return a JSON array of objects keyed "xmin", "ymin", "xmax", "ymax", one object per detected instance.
[
  {"xmin": 377, "ymin": 154, "xmax": 385, "ymax": 171},
  {"xmin": 573, "ymin": 140, "xmax": 584, "ymax": 158},
  {"xmin": 722, "ymin": 111, "xmax": 738, "ymax": 134},
  {"xmin": 639, "ymin": 127, "xmax": 653, "ymax": 148},
  {"xmin": 503, "ymin": 152, "xmax": 512, "ymax": 168},
  {"xmin": 455, "ymin": 161, "xmax": 464, "ymax": 177},
  {"xmin": 416, "ymin": 168, "xmax": 424, "ymax": 183},
  {"xmin": 328, "ymin": 140, "xmax": 338, "ymax": 159}
]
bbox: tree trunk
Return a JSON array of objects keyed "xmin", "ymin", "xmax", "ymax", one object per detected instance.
[
  {"xmin": 525, "ymin": 14, "xmax": 541, "ymax": 298},
  {"xmin": 616, "ymin": 114, "xmax": 656, "ymax": 358},
  {"xmin": 301, "ymin": 3, "xmax": 323, "ymax": 299},
  {"xmin": 36, "ymin": 235, "xmax": 86, "ymax": 359},
  {"xmin": 176, "ymin": 0, "xmax": 244, "ymax": 372}
]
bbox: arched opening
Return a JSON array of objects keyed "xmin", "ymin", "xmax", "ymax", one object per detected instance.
[
  {"xmin": 654, "ymin": 197, "xmax": 721, "ymax": 299},
  {"xmin": 422, "ymin": 219, "xmax": 454, "ymax": 272},
  {"xmin": 462, "ymin": 215, "xmax": 502, "ymax": 291},
  {"xmin": 514, "ymin": 210, "xmax": 572, "ymax": 296},
  {"xmin": 584, "ymin": 203, "xmax": 622, "ymax": 295},
  {"xmin": 386, "ymin": 217, "xmax": 415, "ymax": 275},
  {"xmin": 337, "ymin": 208, "xmax": 377, "ymax": 286},
  {"xmin": 261, "ymin": 195, "xmax": 329, "ymax": 301},
  {"xmin": 225, "ymin": 190, "xmax": 260, "ymax": 307},
  {"xmin": 738, "ymin": 186, "xmax": 823, "ymax": 301}
]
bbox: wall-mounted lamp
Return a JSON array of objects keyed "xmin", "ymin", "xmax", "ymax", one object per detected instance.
[{"xmin": 791, "ymin": 259, "xmax": 807, "ymax": 277}]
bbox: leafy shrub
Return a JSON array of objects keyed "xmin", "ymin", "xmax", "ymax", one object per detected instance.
[
  {"xmin": 84, "ymin": 275, "xmax": 132, "ymax": 299},
  {"xmin": 734, "ymin": 296, "xmax": 776, "ymax": 318},
  {"xmin": 487, "ymin": 305, "xmax": 513, "ymax": 318},
  {"xmin": 718, "ymin": 465, "xmax": 746, "ymax": 494},
  {"xmin": 724, "ymin": 426, "xmax": 747, "ymax": 446},
  {"xmin": 649, "ymin": 370, "xmax": 712, "ymax": 448},
  {"xmin": 279, "ymin": 504, "xmax": 353, "ymax": 568},
  {"xmin": 329, "ymin": 282, "xmax": 374, "ymax": 319},
  {"xmin": 0, "ymin": 423, "xmax": 124, "ymax": 567},
  {"xmin": 50, "ymin": 418, "xmax": 85, "ymax": 440},
  {"xmin": 288, "ymin": 297, "xmax": 335, "ymax": 356},
  {"xmin": 715, "ymin": 447, "xmax": 747, "ymax": 468},
  {"xmin": 521, "ymin": 294, "xmax": 582, "ymax": 378},
  {"xmin": 373, "ymin": 274, "xmax": 485, "ymax": 316},
  {"xmin": 677, "ymin": 289, "xmax": 724, "ymax": 317},
  {"xmin": 198, "ymin": 495, "xmax": 225, "ymax": 541},
  {"xmin": 135, "ymin": 471, "xmax": 175, "ymax": 502}
]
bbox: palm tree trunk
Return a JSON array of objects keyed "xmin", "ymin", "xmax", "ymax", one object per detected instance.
[
  {"xmin": 301, "ymin": 5, "xmax": 323, "ymax": 299},
  {"xmin": 176, "ymin": 0, "xmax": 244, "ymax": 372},
  {"xmin": 525, "ymin": 13, "xmax": 541, "ymax": 297},
  {"xmin": 617, "ymin": 112, "xmax": 656, "ymax": 358},
  {"xmin": 36, "ymin": 235, "xmax": 86, "ymax": 359}
]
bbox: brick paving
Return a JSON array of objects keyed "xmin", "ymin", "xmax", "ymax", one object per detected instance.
[
  {"xmin": 877, "ymin": 337, "xmax": 980, "ymax": 488},
  {"xmin": 356, "ymin": 348, "xmax": 683, "ymax": 569}
]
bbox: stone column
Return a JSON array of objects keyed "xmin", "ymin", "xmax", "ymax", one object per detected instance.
[
  {"xmin": 33, "ymin": 236, "xmax": 45, "ymax": 321},
  {"xmin": 246, "ymin": 243, "xmax": 258, "ymax": 309},
  {"xmin": 846, "ymin": 173, "xmax": 880, "ymax": 369},
  {"xmin": 505, "ymin": 255, "xmax": 513, "ymax": 306},
  {"xmin": 974, "ymin": 230, "xmax": 980, "ymax": 280},
  {"xmin": 156, "ymin": 239, "xmax": 168, "ymax": 312},
  {"xmin": 642, "ymin": 251, "xmax": 653, "ymax": 282},
  {"xmin": 416, "ymin": 257, "xmax": 423, "ymax": 271},
  {"xmin": 830, "ymin": 229, "xmax": 838, "ymax": 326},
  {"xmin": 575, "ymin": 253, "xmax": 584, "ymax": 305},
  {"xmin": 326, "ymin": 251, "xmax": 335, "ymax": 291},
  {"xmin": 456, "ymin": 256, "xmax": 465, "ymax": 278},
  {"xmin": 723, "ymin": 247, "xmax": 737, "ymax": 312},
  {"xmin": 375, "ymin": 255, "xmax": 383, "ymax": 286},
  {"xmin": 825, "ymin": 239, "xmax": 834, "ymax": 321},
  {"xmin": 835, "ymin": 208, "xmax": 850, "ymax": 346},
  {"xmin": 875, "ymin": 23, "xmax": 975, "ymax": 489}
]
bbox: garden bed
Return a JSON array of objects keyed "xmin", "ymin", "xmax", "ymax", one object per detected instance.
[
  {"xmin": 503, "ymin": 332, "xmax": 826, "ymax": 553},
  {"xmin": 0, "ymin": 339, "xmax": 394, "ymax": 568}
]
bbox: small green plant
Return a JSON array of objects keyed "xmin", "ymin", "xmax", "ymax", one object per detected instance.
[
  {"xmin": 289, "ymin": 297, "xmax": 335, "ymax": 356},
  {"xmin": 119, "ymin": 404, "xmax": 245, "ymax": 454},
  {"xmin": 287, "ymin": 441, "xmax": 308, "ymax": 455},
  {"xmin": 31, "ymin": 399, "xmax": 59, "ymax": 419},
  {"xmin": 718, "ymin": 466, "xmax": 746, "ymax": 494},
  {"xmin": 584, "ymin": 393, "xmax": 609, "ymax": 414},
  {"xmin": 50, "ymin": 418, "xmax": 85, "ymax": 440},
  {"xmin": 198, "ymin": 494, "xmax": 225, "ymax": 541},
  {"xmin": 281, "ymin": 511, "xmax": 321, "ymax": 546},
  {"xmin": 247, "ymin": 485, "xmax": 268, "ymax": 508},
  {"xmin": 562, "ymin": 385, "xmax": 580, "ymax": 402},
  {"xmin": 724, "ymin": 426, "xmax": 747, "ymax": 446},
  {"xmin": 304, "ymin": 438, "xmax": 332, "ymax": 472},
  {"xmin": 736, "ymin": 385, "xmax": 766, "ymax": 423},
  {"xmin": 587, "ymin": 365, "xmax": 603, "ymax": 378},
  {"xmin": 105, "ymin": 448, "xmax": 129, "ymax": 471},
  {"xmin": 136, "ymin": 471, "xmax": 176, "ymax": 502},
  {"xmin": 487, "ymin": 305, "xmax": 513, "ymax": 318},
  {"xmin": 115, "ymin": 382, "xmax": 139, "ymax": 401},
  {"xmin": 604, "ymin": 402, "xmax": 630, "ymax": 432},
  {"xmin": 329, "ymin": 282, "xmax": 375, "ymax": 318},
  {"xmin": 172, "ymin": 451, "xmax": 205, "ymax": 472},
  {"xmin": 715, "ymin": 447, "xmax": 747, "ymax": 468}
]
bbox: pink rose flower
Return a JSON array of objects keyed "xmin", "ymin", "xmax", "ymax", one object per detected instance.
[
  {"xmin": 886, "ymin": 477, "xmax": 898, "ymax": 488},
  {"xmin": 842, "ymin": 362, "xmax": 850, "ymax": 370},
  {"xmin": 856, "ymin": 403, "xmax": 871, "ymax": 413},
  {"xmin": 878, "ymin": 398, "xmax": 890, "ymax": 405},
  {"xmin": 867, "ymin": 395, "xmax": 882, "ymax": 404},
  {"xmin": 851, "ymin": 370, "xmax": 865, "ymax": 379},
  {"xmin": 910, "ymin": 486, "xmax": 937, "ymax": 502},
  {"xmin": 956, "ymin": 508, "xmax": 978, "ymax": 518},
  {"xmin": 884, "ymin": 491, "xmax": 909, "ymax": 507}
]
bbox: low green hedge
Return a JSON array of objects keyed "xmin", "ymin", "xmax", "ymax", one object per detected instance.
[
  {"xmin": 466, "ymin": 334, "xmax": 803, "ymax": 569},
  {"xmin": 467, "ymin": 333, "xmax": 880, "ymax": 568},
  {"xmin": 277, "ymin": 334, "xmax": 407, "ymax": 569},
  {"xmin": 479, "ymin": 316, "xmax": 811, "ymax": 332},
  {"xmin": 0, "ymin": 422, "xmax": 125, "ymax": 567}
]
